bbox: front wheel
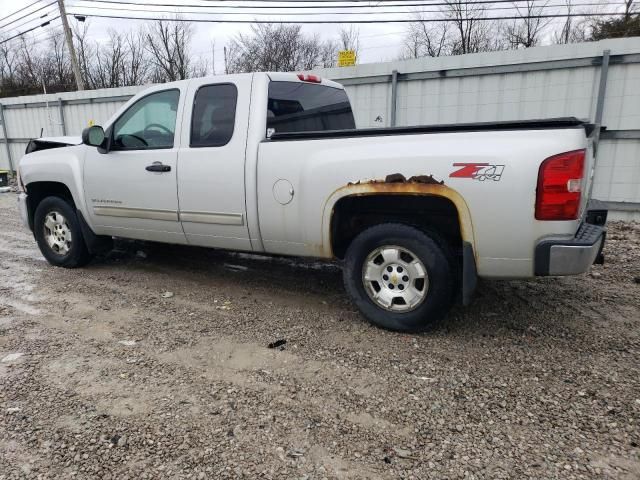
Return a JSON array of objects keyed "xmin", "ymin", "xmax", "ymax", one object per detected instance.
[
  {"xmin": 33, "ymin": 196, "xmax": 93, "ymax": 268},
  {"xmin": 343, "ymin": 223, "xmax": 454, "ymax": 332}
]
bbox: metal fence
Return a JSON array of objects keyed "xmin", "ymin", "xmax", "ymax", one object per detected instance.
[
  {"xmin": 1, "ymin": 37, "xmax": 639, "ymax": 218},
  {"xmin": 0, "ymin": 85, "xmax": 142, "ymax": 172}
]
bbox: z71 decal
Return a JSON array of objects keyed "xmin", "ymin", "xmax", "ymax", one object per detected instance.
[{"xmin": 450, "ymin": 163, "xmax": 505, "ymax": 181}]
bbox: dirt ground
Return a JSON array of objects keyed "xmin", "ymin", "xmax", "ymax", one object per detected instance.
[{"xmin": 1, "ymin": 192, "xmax": 639, "ymax": 480}]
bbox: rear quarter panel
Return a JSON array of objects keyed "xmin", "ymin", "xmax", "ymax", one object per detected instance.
[{"xmin": 257, "ymin": 127, "xmax": 587, "ymax": 278}]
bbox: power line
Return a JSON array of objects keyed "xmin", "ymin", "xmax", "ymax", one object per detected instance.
[
  {"xmin": 0, "ymin": 16, "xmax": 61, "ymax": 44},
  {"xmin": 0, "ymin": 1, "xmax": 57, "ymax": 30},
  {"xmin": 68, "ymin": 0, "xmax": 623, "ymax": 15},
  {"xmin": 4, "ymin": 1, "xmax": 624, "ymax": 45},
  {"xmin": 0, "ymin": 0, "xmax": 45, "ymax": 23},
  {"xmin": 63, "ymin": 10, "xmax": 632, "ymax": 23},
  {"xmin": 85, "ymin": 0, "xmax": 619, "ymax": 3},
  {"xmin": 0, "ymin": 8, "xmax": 58, "ymax": 35},
  {"xmin": 72, "ymin": 0, "xmax": 620, "ymax": 10},
  {"xmin": 11, "ymin": 19, "xmax": 63, "ymax": 45}
]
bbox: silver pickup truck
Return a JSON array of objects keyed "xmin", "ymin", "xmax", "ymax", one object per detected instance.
[{"xmin": 16, "ymin": 72, "xmax": 607, "ymax": 332}]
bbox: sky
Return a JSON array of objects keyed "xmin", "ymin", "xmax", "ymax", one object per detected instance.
[{"xmin": 1, "ymin": 0, "xmax": 629, "ymax": 74}]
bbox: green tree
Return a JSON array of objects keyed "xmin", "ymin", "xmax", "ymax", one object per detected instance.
[
  {"xmin": 591, "ymin": 16, "xmax": 640, "ymax": 40},
  {"xmin": 590, "ymin": 1, "xmax": 639, "ymax": 40}
]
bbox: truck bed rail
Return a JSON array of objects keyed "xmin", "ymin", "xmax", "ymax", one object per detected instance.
[{"xmin": 269, "ymin": 117, "xmax": 595, "ymax": 142}]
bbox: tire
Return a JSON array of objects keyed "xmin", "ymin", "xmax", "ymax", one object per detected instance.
[
  {"xmin": 343, "ymin": 223, "xmax": 454, "ymax": 332},
  {"xmin": 33, "ymin": 196, "xmax": 93, "ymax": 268}
]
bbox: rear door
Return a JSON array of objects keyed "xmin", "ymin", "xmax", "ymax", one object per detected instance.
[{"xmin": 177, "ymin": 75, "xmax": 253, "ymax": 250}]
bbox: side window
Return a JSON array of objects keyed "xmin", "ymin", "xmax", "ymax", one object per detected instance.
[
  {"xmin": 267, "ymin": 82, "xmax": 355, "ymax": 135},
  {"xmin": 112, "ymin": 89, "xmax": 180, "ymax": 150},
  {"xmin": 190, "ymin": 84, "xmax": 238, "ymax": 147}
]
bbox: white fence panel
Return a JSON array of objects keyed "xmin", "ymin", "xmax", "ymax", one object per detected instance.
[{"xmin": 0, "ymin": 86, "xmax": 144, "ymax": 171}]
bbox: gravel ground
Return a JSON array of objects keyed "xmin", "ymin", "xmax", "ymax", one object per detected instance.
[{"xmin": 1, "ymin": 192, "xmax": 639, "ymax": 480}]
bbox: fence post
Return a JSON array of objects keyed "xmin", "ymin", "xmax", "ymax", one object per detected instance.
[
  {"xmin": 58, "ymin": 97, "xmax": 67, "ymax": 136},
  {"xmin": 0, "ymin": 103, "xmax": 14, "ymax": 174},
  {"xmin": 390, "ymin": 69, "xmax": 399, "ymax": 127},
  {"xmin": 593, "ymin": 49, "xmax": 610, "ymax": 142}
]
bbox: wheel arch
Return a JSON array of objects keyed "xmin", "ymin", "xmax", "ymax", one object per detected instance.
[
  {"xmin": 25, "ymin": 181, "xmax": 77, "ymax": 231},
  {"xmin": 323, "ymin": 182, "xmax": 478, "ymax": 305},
  {"xmin": 324, "ymin": 182, "xmax": 476, "ymax": 258}
]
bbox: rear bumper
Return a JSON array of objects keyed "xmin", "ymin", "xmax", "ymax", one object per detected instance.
[
  {"xmin": 17, "ymin": 192, "xmax": 30, "ymax": 230},
  {"xmin": 535, "ymin": 202, "xmax": 607, "ymax": 276}
]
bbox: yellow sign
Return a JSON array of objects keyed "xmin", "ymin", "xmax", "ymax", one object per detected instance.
[{"xmin": 337, "ymin": 50, "xmax": 356, "ymax": 67}]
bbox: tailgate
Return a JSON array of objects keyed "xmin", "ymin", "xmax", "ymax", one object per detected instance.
[{"xmin": 580, "ymin": 130, "xmax": 598, "ymax": 220}]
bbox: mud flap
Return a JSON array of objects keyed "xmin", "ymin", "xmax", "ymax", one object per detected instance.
[
  {"xmin": 77, "ymin": 210, "xmax": 113, "ymax": 254},
  {"xmin": 462, "ymin": 242, "xmax": 477, "ymax": 306}
]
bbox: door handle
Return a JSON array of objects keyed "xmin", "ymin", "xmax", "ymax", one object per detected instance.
[{"xmin": 146, "ymin": 162, "xmax": 171, "ymax": 173}]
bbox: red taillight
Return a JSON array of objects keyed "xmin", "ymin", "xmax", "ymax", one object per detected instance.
[
  {"xmin": 297, "ymin": 73, "xmax": 321, "ymax": 83},
  {"xmin": 535, "ymin": 149, "xmax": 585, "ymax": 221}
]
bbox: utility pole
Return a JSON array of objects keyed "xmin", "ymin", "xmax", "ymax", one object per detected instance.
[
  {"xmin": 211, "ymin": 40, "xmax": 215, "ymax": 75},
  {"xmin": 56, "ymin": 0, "xmax": 84, "ymax": 90}
]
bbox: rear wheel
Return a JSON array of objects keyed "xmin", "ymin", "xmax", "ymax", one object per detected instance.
[
  {"xmin": 34, "ymin": 196, "xmax": 93, "ymax": 268},
  {"xmin": 343, "ymin": 223, "xmax": 454, "ymax": 332}
]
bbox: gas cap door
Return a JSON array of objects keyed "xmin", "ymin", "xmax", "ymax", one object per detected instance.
[{"xmin": 272, "ymin": 179, "xmax": 294, "ymax": 205}]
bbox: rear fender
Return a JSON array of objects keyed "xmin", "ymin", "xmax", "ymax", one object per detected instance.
[
  {"xmin": 323, "ymin": 181, "xmax": 477, "ymax": 257},
  {"xmin": 323, "ymin": 181, "xmax": 478, "ymax": 305}
]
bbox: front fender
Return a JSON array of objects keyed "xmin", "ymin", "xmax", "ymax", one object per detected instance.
[{"xmin": 19, "ymin": 145, "xmax": 89, "ymax": 217}]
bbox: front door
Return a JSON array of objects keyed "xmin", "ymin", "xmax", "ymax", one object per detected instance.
[
  {"xmin": 177, "ymin": 75, "xmax": 252, "ymax": 250},
  {"xmin": 84, "ymin": 88, "xmax": 187, "ymax": 244}
]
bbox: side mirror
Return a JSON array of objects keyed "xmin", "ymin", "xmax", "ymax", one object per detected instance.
[{"xmin": 82, "ymin": 125, "xmax": 105, "ymax": 147}]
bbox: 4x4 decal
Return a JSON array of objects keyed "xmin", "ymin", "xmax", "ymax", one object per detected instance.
[{"xmin": 450, "ymin": 163, "xmax": 505, "ymax": 181}]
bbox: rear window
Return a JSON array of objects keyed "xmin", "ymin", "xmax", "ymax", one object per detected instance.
[
  {"xmin": 191, "ymin": 83, "xmax": 238, "ymax": 147},
  {"xmin": 267, "ymin": 81, "xmax": 355, "ymax": 135}
]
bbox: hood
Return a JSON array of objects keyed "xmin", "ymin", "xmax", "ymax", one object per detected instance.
[{"xmin": 25, "ymin": 136, "xmax": 82, "ymax": 154}]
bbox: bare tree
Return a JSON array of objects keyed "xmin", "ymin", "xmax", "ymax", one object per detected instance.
[
  {"xmin": 402, "ymin": 16, "xmax": 450, "ymax": 58},
  {"xmin": 504, "ymin": 0, "xmax": 551, "ymax": 48},
  {"xmin": 339, "ymin": 26, "xmax": 360, "ymax": 59},
  {"xmin": 1, "ymin": 22, "xmax": 152, "ymax": 96},
  {"xmin": 190, "ymin": 54, "xmax": 209, "ymax": 78},
  {"xmin": 554, "ymin": 0, "xmax": 590, "ymax": 44},
  {"xmin": 72, "ymin": 21, "xmax": 94, "ymax": 88},
  {"xmin": 627, "ymin": 0, "xmax": 636, "ymax": 15},
  {"xmin": 146, "ymin": 18, "xmax": 194, "ymax": 82},
  {"xmin": 123, "ymin": 31, "xmax": 152, "ymax": 85},
  {"xmin": 1, "ymin": 30, "xmax": 76, "ymax": 96},
  {"xmin": 444, "ymin": 0, "xmax": 497, "ymax": 54},
  {"xmin": 320, "ymin": 39, "xmax": 338, "ymax": 68},
  {"xmin": 0, "ymin": 40, "xmax": 17, "ymax": 79},
  {"xmin": 74, "ymin": 23, "xmax": 154, "ymax": 89},
  {"xmin": 93, "ymin": 30, "xmax": 127, "ymax": 88},
  {"xmin": 402, "ymin": 1, "xmax": 503, "ymax": 60},
  {"xmin": 16, "ymin": 37, "xmax": 44, "ymax": 92},
  {"xmin": 225, "ymin": 24, "xmax": 337, "ymax": 73},
  {"xmin": 44, "ymin": 30, "xmax": 74, "ymax": 89},
  {"xmin": 0, "ymin": 37, "xmax": 20, "ymax": 95}
]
